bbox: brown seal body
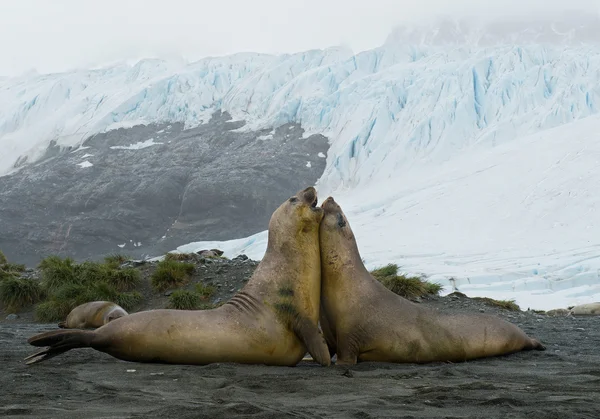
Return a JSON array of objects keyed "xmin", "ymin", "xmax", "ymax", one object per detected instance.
[
  {"xmin": 318, "ymin": 197, "xmax": 545, "ymax": 366},
  {"xmin": 25, "ymin": 187, "xmax": 330, "ymax": 367},
  {"xmin": 58, "ymin": 301, "xmax": 128, "ymax": 329}
]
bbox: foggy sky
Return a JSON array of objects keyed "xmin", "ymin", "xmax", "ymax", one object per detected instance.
[{"xmin": 1, "ymin": 0, "xmax": 598, "ymax": 76}]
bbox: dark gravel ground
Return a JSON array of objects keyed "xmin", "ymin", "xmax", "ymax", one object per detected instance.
[{"xmin": 2, "ymin": 282, "xmax": 599, "ymax": 419}]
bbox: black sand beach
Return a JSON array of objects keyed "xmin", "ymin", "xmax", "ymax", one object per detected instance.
[{"xmin": 2, "ymin": 294, "xmax": 598, "ymax": 419}]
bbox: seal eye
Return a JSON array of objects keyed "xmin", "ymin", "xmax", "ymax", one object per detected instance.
[
  {"xmin": 336, "ymin": 213, "xmax": 346, "ymax": 228},
  {"xmin": 289, "ymin": 197, "xmax": 299, "ymax": 203}
]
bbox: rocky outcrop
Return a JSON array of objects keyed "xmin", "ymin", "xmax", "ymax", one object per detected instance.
[{"xmin": 0, "ymin": 112, "xmax": 329, "ymax": 265}]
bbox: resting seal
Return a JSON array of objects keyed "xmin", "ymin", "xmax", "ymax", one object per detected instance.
[
  {"xmin": 25, "ymin": 187, "xmax": 330, "ymax": 367},
  {"xmin": 569, "ymin": 302, "xmax": 600, "ymax": 316},
  {"xmin": 58, "ymin": 301, "xmax": 128, "ymax": 329},
  {"xmin": 318, "ymin": 197, "xmax": 545, "ymax": 365}
]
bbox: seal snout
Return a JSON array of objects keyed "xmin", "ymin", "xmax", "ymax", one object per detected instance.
[
  {"xmin": 321, "ymin": 196, "xmax": 340, "ymax": 213},
  {"xmin": 301, "ymin": 187, "xmax": 318, "ymax": 208}
]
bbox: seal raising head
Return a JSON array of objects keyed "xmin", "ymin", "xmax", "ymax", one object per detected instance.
[
  {"xmin": 25, "ymin": 186, "xmax": 330, "ymax": 367},
  {"xmin": 319, "ymin": 196, "xmax": 545, "ymax": 366}
]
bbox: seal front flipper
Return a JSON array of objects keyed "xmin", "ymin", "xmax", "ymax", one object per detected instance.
[
  {"xmin": 293, "ymin": 317, "xmax": 331, "ymax": 366},
  {"xmin": 333, "ymin": 333, "xmax": 359, "ymax": 366},
  {"xmin": 319, "ymin": 304, "xmax": 337, "ymax": 358}
]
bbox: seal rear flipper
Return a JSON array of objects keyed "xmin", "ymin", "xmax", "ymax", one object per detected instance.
[
  {"xmin": 293, "ymin": 317, "xmax": 331, "ymax": 367},
  {"xmin": 530, "ymin": 338, "xmax": 546, "ymax": 351},
  {"xmin": 57, "ymin": 321, "xmax": 66, "ymax": 328},
  {"xmin": 24, "ymin": 329, "xmax": 96, "ymax": 365}
]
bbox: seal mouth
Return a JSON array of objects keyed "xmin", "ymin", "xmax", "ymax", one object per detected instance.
[
  {"xmin": 301, "ymin": 186, "xmax": 319, "ymax": 208},
  {"xmin": 321, "ymin": 196, "xmax": 339, "ymax": 213}
]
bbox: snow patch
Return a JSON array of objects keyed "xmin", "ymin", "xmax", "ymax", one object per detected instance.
[
  {"xmin": 110, "ymin": 138, "xmax": 163, "ymax": 150},
  {"xmin": 104, "ymin": 119, "xmax": 149, "ymax": 132},
  {"xmin": 77, "ymin": 160, "xmax": 93, "ymax": 168}
]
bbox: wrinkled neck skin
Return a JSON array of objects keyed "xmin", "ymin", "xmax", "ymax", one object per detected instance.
[
  {"xmin": 320, "ymin": 224, "xmax": 369, "ymax": 293},
  {"xmin": 243, "ymin": 215, "xmax": 322, "ymax": 322}
]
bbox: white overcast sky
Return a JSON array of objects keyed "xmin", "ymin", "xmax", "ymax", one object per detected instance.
[{"xmin": 0, "ymin": 0, "xmax": 598, "ymax": 76}]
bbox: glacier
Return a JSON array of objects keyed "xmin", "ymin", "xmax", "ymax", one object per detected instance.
[{"xmin": 2, "ymin": 16, "xmax": 600, "ymax": 310}]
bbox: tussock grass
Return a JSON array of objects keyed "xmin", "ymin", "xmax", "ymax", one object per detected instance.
[
  {"xmin": 151, "ymin": 260, "xmax": 195, "ymax": 291},
  {"xmin": 116, "ymin": 292, "xmax": 143, "ymax": 311},
  {"xmin": 38, "ymin": 256, "xmax": 79, "ymax": 291},
  {"xmin": 35, "ymin": 300, "xmax": 72, "ymax": 322},
  {"xmin": 168, "ymin": 290, "xmax": 202, "ymax": 310},
  {"xmin": 370, "ymin": 263, "xmax": 442, "ymax": 300},
  {"xmin": 0, "ymin": 269, "xmax": 17, "ymax": 281},
  {"xmin": 423, "ymin": 282, "xmax": 443, "ymax": 295},
  {"xmin": 370, "ymin": 263, "xmax": 400, "ymax": 279},
  {"xmin": 0, "ymin": 251, "xmax": 27, "ymax": 280},
  {"xmin": 105, "ymin": 267, "xmax": 141, "ymax": 291},
  {"xmin": 473, "ymin": 297, "xmax": 521, "ymax": 311},
  {"xmin": 0, "ymin": 277, "xmax": 44, "ymax": 312},
  {"xmin": 195, "ymin": 282, "xmax": 216, "ymax": 299},
  {"xmin": 164, "ymin": 252, "xmax": 197, "ymax": 262},
  {"xmin": 33, "ymin": 256, "xmax": 146, "ymax": 321},
  {"xmin": 103, "ymin": 253, "xmax": 131, "ymax": 267},
  {"xmin": 2, "ymin": 263, "xmax": 26, "ymax": 273}
]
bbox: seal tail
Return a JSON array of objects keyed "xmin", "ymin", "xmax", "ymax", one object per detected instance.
[
  {"xmin": 24, "ymin": 329, "xmax": 96, "ymax": 365},
  {"xmin": 529, "ymin": 338, "xmax": 546, "ymax": 351}
]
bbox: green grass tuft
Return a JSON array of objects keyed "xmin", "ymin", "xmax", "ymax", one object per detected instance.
[
  {"xmin": 51, "ymin": 283, "xmax": 89, "ymax": 306},
  {"xmin": 168, "ymin": 290, "xmax": 202, "ymax": 310},
  {"xmin": 116, "ymin": 292, "xmax": 143, "ymax": 311},
  {"xmin": 84, "ymin": 281, "xmax": 120, "ymax": 302},
  {"xmin": 151, "ymin": 260, "xmax": 195, "ymax": 291},
  {"xmin": 195, "ymin": 282, "xmax": 216, "ymax": 299},
  {"xmin": 370, "ymin": 263, "xmax": 399, "ymax": 280},
  {"xmin": 423, "ymin": 281, "xmax": 443, "ymax": 295},
  {"xmin": 31, "ymin": 256, "xmax": 147, "ymax": 319},
  {"xmin": 103, "ymin": 253, "xmax": 131, "ymax": 268},
  {"xmin": 380, "ymin": 275, "xmax": 428, "ymax": 300},
  {"xmin": 0, "ymin": 251, "xmax": 27, "ymax": 281},
  {"xmin": 106, "ymin": 267, "xmax": 141, "ymax": 291},
  {"xmin": 38, "ymin": 256, "xmax": 79, "ymax": 291},
  {"xmin": 0, "ymin": 269, "xmax": 17, "ymax": 281},
  {"xmin": 2, "ymin": 263, "xmax": 26, "ymax": 273},
  {"xmin": 0, "ymin": 277, "xmax": 44, "ymax": 312},
  {"xmin": 164, "ymin": 252, "xmax": 197, "ymax": 262},
  {"xmin": 473, "ymin": 297, "xmax": 521, "ymax": 311},
  {"xmin": 35, "ymin": 300, "xmax": 72, "ymax": 322},
  {"xmin": 370, "ymin": 264, "xmax": 442, "ymax": 300}
]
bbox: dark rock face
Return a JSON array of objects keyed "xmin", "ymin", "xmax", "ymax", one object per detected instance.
[{"xmin": 0, "ymin": 111, "xmax": 329, "ymax": 265}]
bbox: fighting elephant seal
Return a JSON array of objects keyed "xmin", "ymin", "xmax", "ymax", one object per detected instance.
[
  {"xmin": 58, "ymin": 301, "xmax": 128, "ymax": 329},
  {"xmin": 569, "ymin": 302, "xmax": 600, "ymax": 316},
  {"xmin": 318, "ymin": 197, "xmax": 545, "ymax": 366},
  {"xmin": 25, "ymin": 187, "xmax": 330, "ymax": 367}
]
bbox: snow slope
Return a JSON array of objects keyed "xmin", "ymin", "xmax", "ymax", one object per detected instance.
[
  {"xmin": 2, "ymin": 15, "xmax": 600, "ymax": 309},
  {"xmin": 178, "ymin": 114, "xmax": 600, "ymax": 311}
]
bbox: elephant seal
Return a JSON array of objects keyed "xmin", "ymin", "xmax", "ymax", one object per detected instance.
[
  {"xmin": 25, "ymin": 187, "xmax": 330, "ymax": 367},
  {"xmin": 318, "ymin": 197, "xmax": 545, "ymax": 366},
  {"xmin": 569, "ymin": 302, "xmax": 600, "ymax": 316},
  {"xmin": 58, "ymin": 301, "xmax": 128, "ymax": 329}
]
